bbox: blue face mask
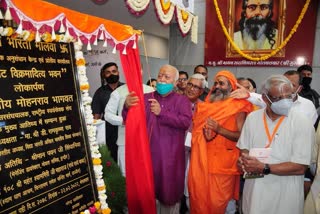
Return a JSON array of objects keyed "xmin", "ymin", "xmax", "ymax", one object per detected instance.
[{"xmin": 156, "ymin": 83, "xmax": 174, "ymax": 95}]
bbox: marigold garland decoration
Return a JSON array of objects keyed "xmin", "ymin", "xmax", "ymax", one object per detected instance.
[
  {"xmin": 175, "ymin": 5, "xmax": 194, "ymax": 36},
  {"xmin": 126, "ymin": 0, "xmax": 151, "ymax": 15},
  {"xmin": 93, "ymin": 158, "xmax": 102, "ymax": 165},
  {"xmin": 154, "ymin": 0, "xmax": 175, "ymax": 25},
  {"xmin": 125, "ymin": 0, "xmax": 198, "ymax": 42},
  {"xmin": 213, "ymin": 0, "xmax": 311, "ymax": 61},
  {"xmin": 74, "ymin": 40, "xmax": 111, "ymax": 214}
]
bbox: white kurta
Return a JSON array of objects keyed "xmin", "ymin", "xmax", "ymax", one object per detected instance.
[
  {"xmin": 305, "ymin": 126, "xmax": 320, "ymax": 214},
  {"xmin": 237, "ymin": 109, "xmax": 315, "ymax": 214}
]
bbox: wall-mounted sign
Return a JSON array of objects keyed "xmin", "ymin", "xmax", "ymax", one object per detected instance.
[{"xmin": 0, "ymin": 37, "xmax": 98, "ymax": 213}]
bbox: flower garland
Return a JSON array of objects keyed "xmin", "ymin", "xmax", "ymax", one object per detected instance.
[
  {"xmin": 125, "ymin": 0, "xmax": 151, "ymax": 15},
  {"xmin": 213, "ymin": 0, "xmax": 311, "ymax": 61},
  {"xmin": 72, "ymin": 40, "xmax": 112, "ymax": 214},
  {"xmin": 0, "ymin": 26, "xmax": 111, "ymax": 214},
  {"xmin": 154, "ymin": 0, "xmax": 175, "ymax": 25},
  {"xmin": 175, "ymin": 5, "xmax": 194, "ymax": 36}
]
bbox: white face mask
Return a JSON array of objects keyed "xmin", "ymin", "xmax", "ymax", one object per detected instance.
[{"xmin": 266, "ymin": 95, "xmax": 293, "ymax": 116}]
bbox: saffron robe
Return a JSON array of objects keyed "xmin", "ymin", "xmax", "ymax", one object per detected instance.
[{"xmin": 188, "ymin": 98, "xmax": 252, "ymax": 214}]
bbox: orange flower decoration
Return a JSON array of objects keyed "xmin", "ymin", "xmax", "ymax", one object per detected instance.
[
  {"xmin": 7, "ymin": 27, "xmax": 14, "ymax": 36},
  {"xmin": 102, "ymin": 208, "xmax": 111, "ymax": 214},
  {"xmin": 42, "ymin": 32, "xmax": 53, "ymax": 43},
  {"xmin": 94, "ymin": 201, "xmax": 101, "ymax": 209},
  {"xmin": 26, "ymin": 32, "xmax": 35, "ymax": 42},
  {"xmin": 76, "ymin": 58, "xmax": 86, "ymax": 66},
  {"xmin": 92, "ymin": 158, "xmax": 102, "ymax": 165},
  {"xmin": 80, "ymin": 84, "xmax": 90, "ymax": 91},
  {"xmin": 97, "ymin": 185, "xmax": 106, "ymax": 191}
]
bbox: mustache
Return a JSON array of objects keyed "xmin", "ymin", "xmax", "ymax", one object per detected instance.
[
  {"xmin": 245, "ymin": 16, "xmax": 268, "ymax": 26},
  {"xmin": 244, "ymin": 17, "xmax": 268, "ymax": 40}
]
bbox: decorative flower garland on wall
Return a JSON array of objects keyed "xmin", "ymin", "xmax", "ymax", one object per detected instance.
[
  {"xmin": 126, "ymin": 0, "xmax": 198, "ymax": 43},
  {"xmin": 125, "ymin": 0, "xmax": 151, "ymax": 15},
  {"xmin": 175, "ymin": 5, "xmax": 193, "ymax": 36},
  {"xmin": 154, "ymin": 0, "xmax": 175, "ymax": 25},
  {"xmin": 213, "ymin": 0, "xmax": 311, "ymax": 61},
  {"xmin": 75, "ymin": 43, "xmax": 111, "ymax": 214}
]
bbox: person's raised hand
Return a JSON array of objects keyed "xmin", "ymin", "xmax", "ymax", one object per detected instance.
[
  {"xmin": 230, "ymin": 83, "xmax": 250, "ymax": 99},
  {"xmin": 125, "ymin": 91, "xmax": 139, "ymax": 108}
]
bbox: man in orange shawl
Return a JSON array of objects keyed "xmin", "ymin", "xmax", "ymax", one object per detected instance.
[{"xmin": 188, "ymin": 70, "xmax": 253, "ymax": 214}]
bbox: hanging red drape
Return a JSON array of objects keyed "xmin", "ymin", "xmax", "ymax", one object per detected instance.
[{"xmin": 120, "ymin": 38, "xmax": 156, "ymax": 214}]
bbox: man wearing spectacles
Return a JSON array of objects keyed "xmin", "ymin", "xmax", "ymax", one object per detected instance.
[
  {"xmin": 180, "ymin": 74, "xmax": 206, "ymax": 213},
  {"xmin": 237, "ymin": 75, "xmax": 314, "ymax": 214},
  {"xmin": 188, "ymin": 70, "xmax": 253, "ymax": 214},
  {"xmin": 234, "ymin": 0, "xmax": 278, "ymax": 50},
  {"xmin": 194, "ymin": 65, "xmax": 210, "ymax": 101},
  {"xmin": 176, "ymin": 71, "xmax": 189, "ymax": 95}
]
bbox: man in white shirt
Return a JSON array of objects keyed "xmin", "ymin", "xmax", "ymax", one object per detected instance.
[
  {"xmin": 305, "ymin": 126, "xmax": 320, "ymax": 214},
  {"xmin": 104, "ymin": 84, "xmax": 154, "ymax": 176},
  {"xmin": 230, "ymin": 70, "xmax": 318, "ymax": 125},
  {"xmin": 237, "ymin": 75, "xmax": 315, "ymax": 214}
]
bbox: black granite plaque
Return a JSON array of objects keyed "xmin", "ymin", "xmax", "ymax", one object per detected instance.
[{"xmin": 0, "ymin": 37, "xmax": 98, "ymax": 213}]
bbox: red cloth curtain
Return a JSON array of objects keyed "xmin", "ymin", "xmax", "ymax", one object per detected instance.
[{"xmin": 120, "ymin": 39, "xmax": 156, "ymax": 214}]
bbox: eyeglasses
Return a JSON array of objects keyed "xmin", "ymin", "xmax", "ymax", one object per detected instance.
[
  {"xmin": 178, "ymin": 78, "xmax": 188, "ymax": 82},
  {"xmin": 187, "ymin": 82, "xmax": 202, "ymax": 92},
  {"xmin": 266, "ymin": 94, "xmax": 293, "ymax": 102},
  {"xmin": 246, "ymin": 4, "xmax": 270, "ymax": 12}
]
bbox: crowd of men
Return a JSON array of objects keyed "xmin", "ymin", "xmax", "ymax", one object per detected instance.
[{"xmin": 92, "ymin": 62, "xmax": 320, "ymax": 214}]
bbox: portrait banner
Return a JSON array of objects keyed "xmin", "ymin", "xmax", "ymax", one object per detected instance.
[{"xmin": 205, "ymin": 0, "xmax": 319, "ymax": 67}]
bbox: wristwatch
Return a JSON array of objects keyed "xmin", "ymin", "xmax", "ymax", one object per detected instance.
[{"xmin": 263, "ymin": 164, "xmax": 271, "ymax": 175}]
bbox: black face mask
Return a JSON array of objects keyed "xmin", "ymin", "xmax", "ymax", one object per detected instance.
[
  {"xmin": 106, "ymin": 74, "xmax": 119, "ymax": 84},
  {"xmin": 301, "ymin": 77, "xmax": 312, "ymax": 88}
]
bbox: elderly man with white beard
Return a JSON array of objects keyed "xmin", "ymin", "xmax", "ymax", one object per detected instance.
[{"xmin": 234, "ymin": 0, "xmax": 278, "ymax": 50}]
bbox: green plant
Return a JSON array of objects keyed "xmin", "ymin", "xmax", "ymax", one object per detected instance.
[{"xmin": 99, "ymin": 145, "xmax": 127, "ymax": 214}]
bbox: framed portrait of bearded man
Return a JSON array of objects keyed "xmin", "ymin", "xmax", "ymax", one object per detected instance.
[{"xmin": 226, "ymin": 0, "xmax": 286, "ymax": 58}]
